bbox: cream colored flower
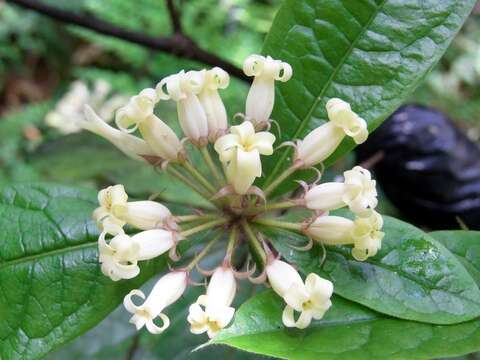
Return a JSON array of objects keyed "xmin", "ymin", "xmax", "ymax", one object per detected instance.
[
  {"xmin": 295, "ymin": 98, "xmax": 368, "ymax": 167},
  {"xmin": 351, "ymin": 211, "xmax": 384, "ymax": 261},
  {"xmin": 214, "ymin": 121, "xmax": 275, "ymax": 194},
  {"xmin": 266, "ymin": 259, "xmax": 333, "ymax": 329},
  {"xmin": 304, "ymin": 166, "xmax": 377, "ymax": 216},
  {"xmin": 156, "ymin": 71, "xmax": 209, "ymax": 146},
  {"xmin": 306, "ymin": 211, "xmax": 384, "ymax": 261},
  {"xmin": 187, "ymin": 266, "xmax": 236, "ymax": 338},
  {"xmin": 197, "ymin": 67, "xmax": 230, "ymax": 142},
  {"xmin": 115, "ymin": 89, "xmax": 183, "ymax": 162},
  {"xmin": 93, "ymin": 184, "xmax": 173, "ymax": 231},
  {"xmin": 243, "ymin": 55, "xmax": 292, "ymax": 129},
  {"xmin": 81, "ymin": 105, "xmax": 155, "ymax": 162},
  {"xmin": 99, "ymin": 227, "xmax": 176, "ymax": 281},
  {"xmin": 124, "ymin": 271, "xmax": 188, "ymax": 334}
]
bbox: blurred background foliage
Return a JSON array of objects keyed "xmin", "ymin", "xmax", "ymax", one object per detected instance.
[{"xmin": 0, "ymin": 0, "xmax": 479, "ymax": 358}]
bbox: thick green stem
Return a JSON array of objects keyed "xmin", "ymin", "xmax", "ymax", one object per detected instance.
[
  {"xmin": 180, "ymin": 218, "xmax": 228, "ymax": 238},
  {"xmin": 241, "ymin": 219, "xmax": 266, "ymax": 265},
  {"xmin": 263, "ymin": 200, "xmax": 298, "ymax": 212},
  {"xmin": 183, "ymin": 160, "xmax": 217, "ymax": 194},
  {"xmin": 225, "ymin": 226, "xmax": 237, "ymax": 259},
  {"xmin": 176, "ymin": 214, "xmax": 218, "ymax": 223},
  {"xmin": 263, "ymin": 163, "xmax": 301, "ymax": 197},
  {"xmin": 185, "ymin": 232, "xmax": 223, "ymax": 272},
  {"xmin": 200, "ymin": 147, "xmax": 224, "ymax": 187},
  {"xmin": 253, "ymin": 217, "xmax": 303, "ymax": 232}
]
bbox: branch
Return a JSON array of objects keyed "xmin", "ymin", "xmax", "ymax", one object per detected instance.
[
  {"xmin": 166, "ymin": 0, "xmax": 181, "ymax": 34},
  {"xmin": 6, "ymin": 0, "xmax": 247, "ymax": 81}
]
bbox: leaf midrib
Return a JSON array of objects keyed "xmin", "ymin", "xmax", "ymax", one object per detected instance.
[
  {"xmin": 264, "ymin": 0, "xmax": 388, "ymax": 186},
  {"xmin": 0, "ymin": 240, "xmax": 98, "ymax": 270}
]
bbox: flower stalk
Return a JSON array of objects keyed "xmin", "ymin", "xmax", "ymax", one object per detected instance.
[{"xmin": 180, "ymin": 218, "xmax": 228, "ymax": 238}]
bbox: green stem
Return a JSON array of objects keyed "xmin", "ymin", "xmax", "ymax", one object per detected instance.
[
  {"xmin": 176, "ymin": 214, "xmax": 217, "ymax": 223},
  {"xmin": 185, "ymin": 232, "xmax": 223, "ymax": 271},
  {"xmin": 241, "ymin": 219, "xmax": 266, "ymax": 265},
  {"xmin": 180, "ymin": 218, "xmax": 228, "ymax": 238},
  {"xmin": 225, "ymin": 225, "xmax": 237, "ymax": 259},
  {"xmin": 167, "ymin": 165, "xmax": 212, "ymax": 201},
  {"xmin": 200, "ymin": 147, "xmax": 224, "ymax": 187},
  {"xmin": 253, "ymin": 217, "xmax": 303, "ymax": 232},
  {"xmin": 183, "ymin": 160, "xmax": 217, "ymax": 194},
  {"xmin": 263, "ymin": 200, "xmax": 298, "ymax": 212},
  {"xmin": 263, "ymin": 163, "xmax": 301, "ymax": 197}
]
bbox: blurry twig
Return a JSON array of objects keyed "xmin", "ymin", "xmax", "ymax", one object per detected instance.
[
  {"xmin": 5, "ymin": 0, "xmax": 247, "ymax": 81},
  {"xmin": 166, "ymin": 0, "xmax": 181, "ymax": 34}
]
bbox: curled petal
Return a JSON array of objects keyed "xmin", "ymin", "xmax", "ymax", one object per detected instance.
[
  {"xmin": 288, "ymin": 236, "xmax": 313, "ymax": 252},
  {"xmin": 145, "ymin": 313, "xmax": 170, "ymax": 334},
  {"xmin": 123, "ymin": 289, "xmax": 146, "ymax": 313},
  {"xmin": 195, "ymin": 262, "xmax": 216, "ymax": 277},
  {"xmin": 248, "ymin": 268, "xmax": 267, "ymax": 284}
]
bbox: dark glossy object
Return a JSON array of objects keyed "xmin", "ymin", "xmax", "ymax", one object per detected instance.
[{"xmin": 356, "ymin": 104, "xmax": 480, "ymax": 230}]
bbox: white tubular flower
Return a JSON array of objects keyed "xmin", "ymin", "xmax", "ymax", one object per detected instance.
[
  {"xmin": 304, "ymin": 182, "xmax": 346, "ymax": 212},
  {"xmin": 156, "ymin": 71, "xmax": 209, "ymax": 146},
  {"xmin": 304, "ymin": 166, "xmax": 378, "ymax": 215},
  {"xmin": 99, "ymin": 227, "xmax": 176, "ymax": 281},
  {"xmin": 187, "ymin": 266, "xmax": 236, "ymax": 338},
  {"xmin": 214, "ymin": 121, "xmax": 275, "ymax": 194},
  {"xmin": 124, "ymin": 271, "xmax": 188, "ymax": 334},
  {"xmin": 197, "ymin": 67, "xmax": 229, "ymax": 142},
  {"xmin": 98, "ymin": 228, "xmax": 140, "ymax": 281},
  {"xmin": 343, "ymin": 166, "xmax": 378, "ymax": 216},
  {"xmin": 266, "ymin": 259, "xmax": 333, "ymax": 329},
  {"xmin": 305, "ymin": 215, "xmax": 355, "ymax": 245},
  {"xmin": 295, "ymin": 98, "xmax": 368, "ymax": 167},
  {"xmin": 306, "ymin": 212, "xmax": 384, "ymax": 261},
  {"xmin": 243, "ymin": 55, "xmax": 292, "ymax": 129},
  {"xmin": 351, "ymin": 211, "xmax": 384, "ymax": 261},
  {"xmin": 115, "ymin": 89, "xmax": 183, "ymax": 162},
  {"xmin": 81, "ymin": 105, "xmax": 155, "ymax": 162},
  {"xmin": 93, "ymin": 184, "xmax": 174, "ymax": 231}
]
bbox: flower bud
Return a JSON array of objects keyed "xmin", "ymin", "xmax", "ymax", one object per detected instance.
[
  {"xmin": 304, "ymin": 182, "xmax": 346, "ymax": 212},
  {"xmin": 243, "ymin": 55, "xmax": 292, "ymax": 129},
  {"xmin": 156, "ymin": 71, "xmax": 209, "ymax": 146},
  {"xmin": 124, "ymin": 271, "xmax": 188, "ymax": 334},
  {"xmin": 188, "ymin": 266, "xmax": 236, "ymax": 338},
  {"xmin": 214, "ymin": 121, "xmax": 275, "ymax": 194},
  {"xmin": 305, "ymin": 215, "xmax": 355, "ymax": 245},
  {"xmin": 197, "ymin": 67, "xmax": 229, "ymax": 142},
  {"xmin": 295, "ymin": 98, "xmax": 368, "ymax": 167},
  {"xmin": 112, "ymin": 200, "xmax": 173, "ymax": 231},
  {"xmin": 81, "ymin": 105, "xmax": 155, "ymax": 162}
]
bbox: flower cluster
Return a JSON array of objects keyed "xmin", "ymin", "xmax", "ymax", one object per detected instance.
[
  {"xmin": 84, "ymin": 54, "xmax": 383, "ymax": 338},
  {"xmin": 46, "ymin": 80, "xmax": 127, "ymax": 134}
]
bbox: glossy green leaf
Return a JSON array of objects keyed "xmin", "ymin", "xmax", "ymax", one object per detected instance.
[
  {"xmin": 0, "ymin": 183, "xmax": 210, "ymax": 359},
  {"xmin": 260, "ymin": 216, "xmax": 480, "ymax": 324},
  {"xmin": 213, "ymin": 290, "xmax": 480, "ymax": 360},
  {"xmin": 431, "ymin": 231, "xmax": 480, "ymax": 286},
  {"xmin": 260, "ymin": 0, "xmax": 477, "ymax": 195}
]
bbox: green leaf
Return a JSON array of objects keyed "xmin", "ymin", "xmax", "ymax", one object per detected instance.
[
  {"xmin": 0, "ymin": 182, "xmax": 210, "ymax": 359},
  {"xmin": 431, "ymin": 231, "xmax": 480, "ymax": 286},
  {"xmin": 213, "ymin": 290, "xmax": 480, "ymax": 360},
  {"xmin": 260, "ymin": 216, "xmax": 480, "ymax": 324},
  {"xmin": 260, "ymin": 0, "xmax": 477, "ymax": 195}
]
